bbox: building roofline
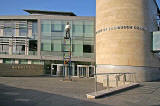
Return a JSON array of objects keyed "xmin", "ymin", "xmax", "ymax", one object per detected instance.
[
  {"xmin": 153, "ymin": 0, "xmax": 160, "ymax": 15},
  {"xmin": 23, "ymin": 9, "xmax": 76, "ymax": 16}
]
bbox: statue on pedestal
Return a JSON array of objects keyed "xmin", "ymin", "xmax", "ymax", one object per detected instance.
[{"xmin": 65, "ymin": 22, "xmax": 71, "ymax": 38}]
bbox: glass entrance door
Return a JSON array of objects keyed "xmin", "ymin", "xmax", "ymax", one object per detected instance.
[
  {"xmin": 57, "ymin": 65, "xmax": 64, "ymax": 76},
  {"xmin": 79, "ymin": 67, "xmax": 87, "ymax": 77},
  {"xmin": 89, "ymin": 66, "xmax": 95, "ymax": 77},
  {"xmin": 51, "ymin": 64, "xmax": 57, "ymax": 76}
]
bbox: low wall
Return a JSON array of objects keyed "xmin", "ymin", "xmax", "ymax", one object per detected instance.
[{"xmin": 0, "ymin": 64, "xmax": 44, "ymax": 76}]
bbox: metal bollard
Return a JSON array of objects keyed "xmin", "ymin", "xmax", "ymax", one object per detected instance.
[
  {"xmin": 123, "ymin": 74, "xmax": 126, "ymax": 85},
  {"xmin": 95, "ymin": 75, "xmax": 97, "ymax": 93},
  {"xmin": 106, "ymin": 75, "xmax": 110, "ymax": 90},
  {"xmin": 115, "ymin": 75, "xmax": 118, "ymax": 87},
  {"xmin": 51, "ymin": 69, "xmax": 53, "ymax": 76}
]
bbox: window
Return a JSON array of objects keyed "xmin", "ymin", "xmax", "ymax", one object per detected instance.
[
  {"xmin": 32, "ymin": 21, "xmax": 37, "ymax": 38},
  {"xmin": 0, "ymin": 45, "xmax": 9, "ymax": 54},
  {"xmin": 84, "ymin": 25, "xmax": 94, "ymax": 37},
  {"xmin": 32, "ymin": 21, "xmax": 37, "ymax": 33},
  {"xmin": 32, "ymin": 60, "xmax": 44, "ymax": 64},
  {"xmin": 72, "ymin": 44, "xmax": 83, "ymax": 56},
  {"xmin": 3, "ymin": 22, "xmax": 15, "ymax": 36},
  {"xmin": 19, "ymin": 23, "xmax": 28, "ymax": 36},
  {"xmin": 19, "ymin": 60, "xmax": 28, "ymax": 64},
  {"xmin": 41, "ymin": 24, "xmax": 51, "ymax": 33},
  {"xmin": 3, "ymin": 59, "xmax": 15, "ymax": 64},
  {"xmin": 72, "ymin": 21, "xmax": 83, "ymax": 36},
  {"xmin": 52, "ymin": 40, "xmax": 62, "ymax": 51},
  {"xmin": 51, "ymin": 21, "xmax": 63, "ymax": 32},
  {"xmin": 41, "ymin": 40, "xmax": 51, "ymax": 51},
  {"xmin": 41, "ymin": 20, "xmax": 51, "ymax": 34},
  {"xmin": 83, "ymin": 45, "xmax": 94, "ymax": 53},
  {"xmin": 29, "ymin": 40, "xmax": 37, "ymax": 51},
  {"xmin": 84, "ymin": 21, "xmax": 94, "ymax": 37}
]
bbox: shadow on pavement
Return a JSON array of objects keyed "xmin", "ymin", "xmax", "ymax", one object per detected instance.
[{"xmin": 0, "ymin": 84, "xmax": 111, "ymax": 106}]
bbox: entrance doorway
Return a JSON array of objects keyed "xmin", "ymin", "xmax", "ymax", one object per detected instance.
[
  {"xmin": 77, "ymin": 65, "xmax": 89, "ymax": 78},
  {"xmin": 89, "ymin": 65, "xmax": 95, "ymax": 77},
  {"xmin": 77, "ymin": 65, "xmax": 95, "ymax": 78},
  {"xmin": 79, "ymin": 67, "xmax": 87, "ymax": 77},
  {"xmin": 51, "ymin": 64, "xmax": 64, "ymax": 76}
]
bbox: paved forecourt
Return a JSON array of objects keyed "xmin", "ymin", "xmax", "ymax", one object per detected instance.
[{"xmin": 0, "ymin": 77, "xmax": 160, "ymax": 106}]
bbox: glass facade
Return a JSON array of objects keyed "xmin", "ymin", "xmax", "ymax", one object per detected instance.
[
  {"xmin": 31, "ymin": 60, "xmax": 44, "ymax": 65},
  {"xmin": 153, "ymin": 31, "xmax": 160, "ymax": 52},
  {"xmin": 19, "ymin": 59, "xmax": 28, "ymax": 64},
  {"xmin": 0, "ymin": 20, "xmax": 38, "ymax": 55},
  {"xmin": 3, "ymin": 59, "xmax": 15, "ymax": 64},
  {"xmin": 40, "ymin": 19, "xmax": 95, "ymax": 58},
  {"xmin": 0, "ymin": 17, "xmax": 95, "ymax": 67}
]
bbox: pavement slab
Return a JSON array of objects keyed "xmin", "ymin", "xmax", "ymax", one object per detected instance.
[{"xmin": 0, "ymin": 77, "xmax": 160, "ymax": 106}]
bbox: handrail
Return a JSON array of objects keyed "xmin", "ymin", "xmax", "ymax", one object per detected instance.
[
  {"xmin": 94, "ymin": 72, "xmax": 136, "ymax": 92},
  {"xmin": 94, "ymin": 72, "xmax": 135, "ymax": 75}
]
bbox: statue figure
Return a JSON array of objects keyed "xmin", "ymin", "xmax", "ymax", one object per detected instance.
[{"xmin": 65, "ymin": 22, "xmax": 71, "ymax": 38}]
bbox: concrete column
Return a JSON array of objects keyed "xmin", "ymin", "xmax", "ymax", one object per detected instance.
[
  {"xmin": 65, "ymin": 65, "xmax": 68, "ymax": 77},
  {"xmin": 9, "ymin": 39, "xmax": 13, "ymax": 55},
  {"xmin": 25, "ymin": 39, "xmax": 29, "ymax": 55},
  {"xmin": 37, "ymin": 19, "xmax": 41, "ymax": 57},
  {"xmin": 77, "ymin": 66, "xmax": 79, "ymax": 77},
  {"xmin": 15, "ymin": 60, "xmax": 19, "ymax": 64},
  {"xmin": 0, "ymin": 25, "xmax": 4, "ymax": 36},
  {"xmin": 28, "ymin": 21, "xmax": 32, "ymax": 38},
  {"xmin": 15, "ymin": 22, "xmax": 19, "ymax": 36},
  {"xmin": 57, "ymin": 64, "xmax": 60, "ymax": 76},
  {"xmin": 86, "ymin": 66, "xmax": 90, "ymax": 78},
  {"xmin": 0, "ymin": 59, "xmax": 3, "ymax": 63},
  {"xmin": 72, "ymin": 63, "xmax": 75, "ymax": 76},
  {"xmin": 28, "ymin": 60, "xmax": 32, "ymax": 64}
]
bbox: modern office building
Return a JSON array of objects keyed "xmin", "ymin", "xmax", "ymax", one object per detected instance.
[
  {"xmin": 0, "ymin": 10, "xmax": 95, "ymax": 77},
  {"xmin": 96, "ymin": 0, "xmax": 160, "ymax": 82}
]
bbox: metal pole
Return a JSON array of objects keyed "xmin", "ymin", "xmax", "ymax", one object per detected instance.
[
  {"xmin": 123, "ymin": 74, "xmax": 125, "ymax": 85},
  {"xmin": 95, "ymin": 74, "xmax": 97, "ymax": 93},
  {"xmin": 133, "ymin": 73, "xmax": 136, "ymax": 83},
  {"xmin": 116, "ymin": 75, "xmax": 118, "ymax": 87},
  {"xmin": 107, "ymin": 74, "xmax": 109, "ymax": 90}
]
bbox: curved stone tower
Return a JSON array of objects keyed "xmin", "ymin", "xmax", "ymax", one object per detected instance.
[{"xmin": 96, "ymin": 0, "xmax": 160, "ymax": 81}]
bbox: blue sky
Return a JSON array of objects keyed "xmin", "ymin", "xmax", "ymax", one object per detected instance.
[
  {"xmin": 0, "ymin": 0, "xmax": 96, "ymax": 16},
  {"xmin": 0, "ymin": 0, "xmax": 160, "ymax": 16}
]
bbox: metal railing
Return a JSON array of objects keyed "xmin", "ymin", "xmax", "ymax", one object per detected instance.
[{"xmin": 94, "ymin": 73, "xmax": 136, "ymax": 92}]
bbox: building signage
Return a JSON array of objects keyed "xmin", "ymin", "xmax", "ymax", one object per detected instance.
[{"xmin": 96, "ymin": 25, "xmax": 147, "ymax": 35}]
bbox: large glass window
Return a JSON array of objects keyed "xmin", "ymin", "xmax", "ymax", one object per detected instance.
[
  {"xmin": 41, "ymin": 20, "xmax": 51, "ymax": 33},
  {"xmin": 32, "ymin": 21, "xmax": 38, "ymax": 39},
  {"xmin": 19, "ymin": 22, "xmax": 28, "ymax": 36},
  {"xmin": 72, "ymin": 40, "xmax": 83, "ymax": 56},
  {"xmin": 31, "ymin": 60, "xmax": 44, "ymax": 64},
  {"xmin": 84, "ymin": 21, "xmax": 94, "ymax": 37},
  {"xmin": 40, "ymin": 19, "xmax": 95, "ymax": 59},
  {"xmin": 72, "ymin": 21, "xmax": 83, "ymax": 36},
  {"xmin": 52, "ymin": 40, "xmax": 62, "ymax": 51},
  {"xmin": 41, "ymin": 20, "xmax": 52, "ymax": 52},
  {"xmin": 3, "ymin": 59, "xmax": 15, "ymax": 64},
  {"xmin": 51, "ymin": 21, "xmax": 63, "ymax": 32},
  {"xmin": 4, "ymin": 22, "xmax": 15, "ymax": 36},
  {"xmin": 19, "ymin": 59, "xmax": 28, "ymax": 64},
  {"xmin": 83, "ymin": 45, "xmax": 94, "ymax": 53},
  {"xmin": 0, "ymin": 45, "xmax": 9, "ymax": 54},
  {"xmin": 41, "ymin": 39, "xmax": 51, "ymax": 51}
]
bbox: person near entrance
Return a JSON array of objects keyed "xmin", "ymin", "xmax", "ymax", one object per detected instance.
[{"xmin": 65, "ymin": 22, "xmax": 71, "ymax": 38}]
